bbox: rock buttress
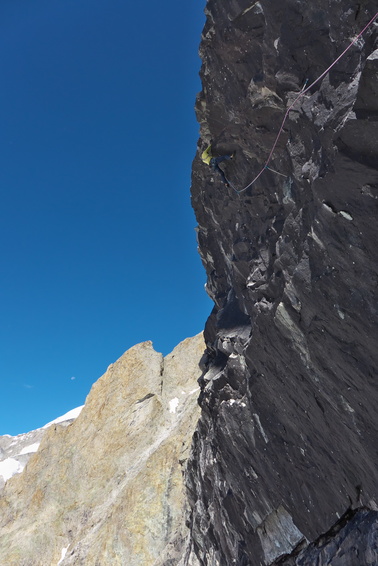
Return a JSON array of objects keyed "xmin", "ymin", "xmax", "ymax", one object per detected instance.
[
  {"xmin": 187, "ymin": 1, "xmax": 378, "ymax": 565},
  {"xmin": 0, "ymin": 334, "xmax": 205, "ymax": 566}
]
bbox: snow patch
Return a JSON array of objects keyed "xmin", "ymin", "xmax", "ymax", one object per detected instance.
[
  {"xmin": 228, "ymin": 399, "xmax": 247, "ymax": 408},
  {"xmin": 43, "ymin": 406, "xmax": 84, "ymax": 429},
  {"xmin": 253, "ymin": 413, "xmax": 269, "ymax": 444},
  {"xmin": 57, "ymin": 547, "xmax": 68, "ymax": 565},
  {"xmin": 0, "ymin": 458, "xmax": 24, "ymax": 482},
  {"xmin": 322, "ymin": 202, "xmax": 334, "ymax": 213},
  {"xmin": 339, "ymin": 210, "xmax": 353, "ymax": 221},
  {"xmin": 19, "ymin": 442, "xmax": 40, "ymax": 455},
  {"xmin": 368, "ymin": 48, "xmax": 378, "ymax": 61},
  {"xmin": 189, "ymin": 387, "xmax": 200, "ymax": 395},
  {"xmin": 169, "ymin": 398, "xmax": 179, "ymax": 414},
  {"xmin": 181, "ymin": 388, "xmax": 199, "ymax": 396}
]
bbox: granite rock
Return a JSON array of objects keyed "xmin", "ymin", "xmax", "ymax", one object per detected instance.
[
  {"xmin": 0, "ymin": 407, "xmax": 82, "ymax": 491},
  {"xmin": 0, "ymin": 334, "xmax": 204, "ymax": 565}
]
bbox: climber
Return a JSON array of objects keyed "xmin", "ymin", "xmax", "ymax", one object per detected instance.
[{"xmin": 201, "ymin": 144, "xmax": 234, "ymax": 187}]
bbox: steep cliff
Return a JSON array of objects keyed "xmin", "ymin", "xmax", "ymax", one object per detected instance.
[
  {"xmin": 188, "ymin": 1, "xmax": 378, "ymax": 565},
  {"xmin": 0, "ymin": 334, "xmax": 204, "ymax": 565}
]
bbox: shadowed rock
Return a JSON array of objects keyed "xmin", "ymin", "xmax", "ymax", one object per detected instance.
[{"xmin": 187, "ymin": 1, "xmax": 378, "ymax": 564}]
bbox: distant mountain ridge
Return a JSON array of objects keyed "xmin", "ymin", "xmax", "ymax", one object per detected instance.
[
  {"xmin": 0, "ymin": 334, "xmax": 204, "ymax": 565},
  {"xmin": 0, "ymin": 406, "xmax": 83, "ymax": 489}
]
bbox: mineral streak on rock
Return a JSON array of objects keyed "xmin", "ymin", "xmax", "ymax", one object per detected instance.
[
  {"xmin": 187, "ymin": 1, "xmax": 378, "ymax": 565},
  {"xmin": 0, "ymin": 334, "xmax": 204, "ymax": 565}
]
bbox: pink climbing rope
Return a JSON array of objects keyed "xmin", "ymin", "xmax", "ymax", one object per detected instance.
[{"xmin": 235, "ymin": 10, "xmax": 378, "ymax": 194}]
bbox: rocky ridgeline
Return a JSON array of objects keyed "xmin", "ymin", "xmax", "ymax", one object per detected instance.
[
  {"xmin": 188, "ymin": 0, "xmax": 378, "ymax": 565},
  {"xmin": 0, "ymin": 334, "xmax": 204, "ymax": 565},
  {"xmin": 0, "ymin": 407, "xmax": 83, "ymax": 491}
]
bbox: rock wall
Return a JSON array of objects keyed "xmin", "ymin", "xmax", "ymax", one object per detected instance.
[
  {"xmin": 187, "ymin": 1, "xmax": 378, "ymax": 565},
  {"xmin": 0, "ymin": 334, "xmax": 204, "ymax": 566}
]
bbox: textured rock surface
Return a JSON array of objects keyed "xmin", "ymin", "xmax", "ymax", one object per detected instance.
[
  {"xmin": 187, "ymin": 1, "xmax": 378, "ymax": 565},
  {"xmin": 0, "ymin": 334, "xmax": 204, "ymax": 565},
  {"xmin": 0, "ymin": 407, "xmax": 82, "ymax": 490}
]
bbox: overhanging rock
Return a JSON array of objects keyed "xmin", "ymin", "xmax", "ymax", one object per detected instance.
[{"xmin": 187, "ymin": 1, "xmax": 378, "ymax": 564}]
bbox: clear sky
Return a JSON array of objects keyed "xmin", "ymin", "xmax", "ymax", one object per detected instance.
[{"xmin": 0, "ymin": 0, "xmax": 211, "ymax": 435}]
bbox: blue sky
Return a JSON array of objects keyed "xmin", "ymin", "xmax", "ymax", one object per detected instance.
[{"xmin": 0, "ymin": 0, "xmax": 210, "ymax": 435}]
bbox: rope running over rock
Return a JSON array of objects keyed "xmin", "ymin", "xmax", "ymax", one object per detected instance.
[{"xmin": 231, "ymin": 10, "xmax": 378, "ymax": 194}]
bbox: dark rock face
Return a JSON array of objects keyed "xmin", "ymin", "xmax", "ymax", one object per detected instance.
[
  {"xmin": 275, "ymin": 509, "xmax": 378, "ymax": 565},
  {"xmin": 187, "ymin": 1, "xmax": 378, "ymax": 565}
]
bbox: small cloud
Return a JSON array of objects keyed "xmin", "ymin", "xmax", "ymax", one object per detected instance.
[
  {"xmin": 70, "ymin": 376, "xmax": 76, "ymax": 381},
  {"xmin": 23, "ymin": 384, "xmax": 34, "ymax": 389}
]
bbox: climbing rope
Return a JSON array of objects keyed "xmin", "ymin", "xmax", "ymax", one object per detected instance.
[{"xmin": 232, "ymin": 10, "xmax": 378, "ymax": 194}]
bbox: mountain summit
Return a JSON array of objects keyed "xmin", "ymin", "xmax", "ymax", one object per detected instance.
[{"xmin": 0, "ymin": 334, "xmax": 204, "ymax": 565}]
